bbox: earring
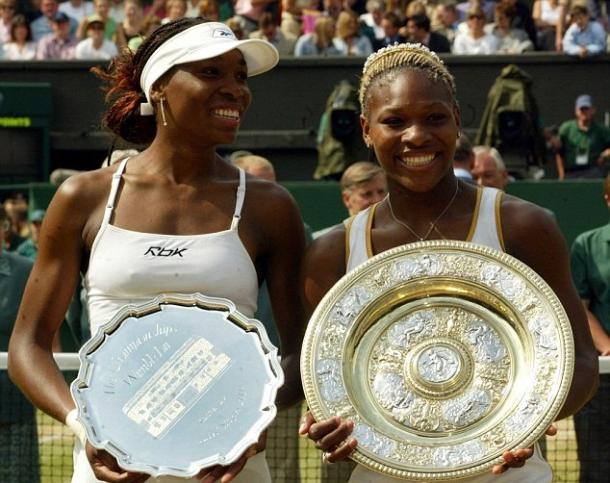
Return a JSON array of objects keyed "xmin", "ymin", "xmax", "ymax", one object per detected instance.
[
  {"xmin": 159, "ymin": 97, "xmax": 168, "ymax": 127},
  {"xmin": 457, "ymin": 131, "xmax": 462, "ymax": 139}
]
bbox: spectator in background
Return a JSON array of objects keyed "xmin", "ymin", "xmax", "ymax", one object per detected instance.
[
  {"xmin": 373, "ymin": 11, "xmax": 405, "ymax": 50},
  {"xmin": 279, "ymin": 0, "xmax": 307, "ymax": 38},
  {"xmin": 186, "ymin": 0, "xmax": 200, "ymax": 16},
  {"xmin": 313, "ymin": 161, "xmax": 387, "ymax": 239},
  {"xmin": 555, "ymin": 94, "xmax": 610, "ymax": 180},
  {"xmin": 114, "ymin": 0, "xmax": 144, "ymax": 50},
  {"xmin": 36, "ymin": 11, "xmax": 77, "ymax": 59},
  {"xmin": 108, "ymin": 0, "xmax": 125, "ymax": 22},
  {"xmin": 2, "ymin": 197, "xmax": 27, "ymax": 251},
  {"xmin": 333, "ymin": 9, "xmax": 373, "ymax": 56},
  {"xmin": 108, "ymin": 0, "xmax": 125, "ymax": 23},
  {"xmin": 198, "ymin": 0, "xmax": 220, "ymax": 21},
  {"xmin": 570, "ymin": 174, "xmax": 610, "ymax": 483},
  {"xmin": 75, "ymin": 14, "xmax": 118, "ymax": 58},
  {"xmin": 453, "ymin": 132, "xmax": 475, "ymax": 183},
  {"xmin": 532, "ymin": 0, "xmax": 565, "ymax": 51},
  {"xmin": 406, "ymin": 13, "xmax": 451, "ymax": 52},
  {"xmin": 234, "ymin": 0, "xmax": 277, "ymax": 36},
  {"xmin": 485, "ymin": 3, "xmax": 534, "ymax": 53},
  {"xmin": 500, "ymin": 0, "xmax": 537, "ymax": 48},
  {"xmin": 0, "ymin": 0, "xmax": 17, "ymax": 43},
  {"xmin": 3, "ymin": 14, "xmax": 37, "ymax": 59},
  {"xmin": 472, "ymin": 145, "xmax": 509, "ymax": 189},
  {"xmin": 294, "ymin": 15, "xmax": 340, "ymax": 56},
  {"xmin": 125, "ymin": 11, "xmax": 160, "ymax": 49},
  {"xmin": 359, "ymin": 0, "xmax": 386, "ymax": 42},
  {"xmin": 562, "ymin": 5, "xmax": 606, "ymax": 57},
  {"xmin": 374, "ymin": 11, "xmax": 405, "ymax": 50},
  {"xmin": 79, "ymin": 0, "xmax": 116, "ymax": 40},
  {"xmin": 432, "ymin": 1, "xmax": 459, "ymax": 43},
  {"xmin": 250, "ymin": 12, "xmax": 297, "ymax": 55},
  {"xmin": 225, "ymin": 15, "xmax": 245, "ymax": 38},
  {"xmin": 59, "ymin": 0, "xmax": 94, "ymax": 23},
  {"xmin": 457, "ymin": 0, "xmax": 495, "ymax": 22},
  {"xmin": 31, "ymin": 0, "xmax": 78, "ymax": 41},
  {"xmin": 16, "ymin": 210, "xmax": 45, "ymax": 260},
  {"xmin": 162, "ymin": 0, "xmax": 187, "ymax": 23},
  {"xmin": 453, "ymin": 6, "xmax": 499, "ymax": 53},
  {"xmin": 0, "ymin": 206, "xmax": 38, "ymax": 483},
  {"xmin": 341, "ymin": 161, "xmax": 387, "ymax": 216}
]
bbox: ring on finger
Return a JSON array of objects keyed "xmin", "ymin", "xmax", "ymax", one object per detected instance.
[{"xmin": 322, "ymin": 452, "xmax": 335, "ymax": 465}]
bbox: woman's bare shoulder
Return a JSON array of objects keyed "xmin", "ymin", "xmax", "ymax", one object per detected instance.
[
  {"xmin": 499, "ymin": 192, "xmax": 565, "ymax": 260},
  {"xmin": 303, "ymin": 226, "xmax": 347, "ymax": 312}
]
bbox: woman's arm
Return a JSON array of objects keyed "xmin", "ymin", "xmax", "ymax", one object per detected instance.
[
  {"xmin": 502, "ymin": 196, "xmax": 599, "ymax": 419},
  {"xmin": 254, "ymin": 182, "xmax": 308, "ymax": 409},
  {"xmin": 8, "ymin": 174, "xmax": 96, "ymax": 423}
]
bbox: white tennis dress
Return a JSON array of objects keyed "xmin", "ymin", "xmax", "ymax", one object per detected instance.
[
  {"xmin": 344, "ymin": 187, "xmax": 553, "ymax": 483},
  {"xmin": 73, "ymin": 158, "xmax": 270, "ymax": 482}
]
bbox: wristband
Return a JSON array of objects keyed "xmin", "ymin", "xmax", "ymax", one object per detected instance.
[{"xmin": 65, "ymin": 408, "xmax": 87, "ymax": 446}]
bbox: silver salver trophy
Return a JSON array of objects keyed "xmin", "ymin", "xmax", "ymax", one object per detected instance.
[
  {"xmin": 301, "ymin": 240, "xmax": 574, "ymax": 480},
  {"xmin": 71, "ymin": 293, "xmax": 283, "ymax": 478}
]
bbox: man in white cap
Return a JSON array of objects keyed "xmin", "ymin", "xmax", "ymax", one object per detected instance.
[{"xmin": 554, "ymin": 94, "xmax": 610, "ymax": 180}]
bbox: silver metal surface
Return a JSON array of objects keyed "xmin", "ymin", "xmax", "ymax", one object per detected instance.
[{"xmin": 71, "ymin": 293, "xmax": 283, "ymax": 478}]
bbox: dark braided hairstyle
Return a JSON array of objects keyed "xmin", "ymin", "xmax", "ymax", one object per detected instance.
[{"xmin": 92, "ymin": 17, "xmax": 207, "ymax": 144}]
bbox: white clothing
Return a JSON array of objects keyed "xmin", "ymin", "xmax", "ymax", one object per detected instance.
[
  {"xmin": 59, "ymin": 1, "xmax": 95, "ymax": 22},
  {"xmin": 2, "ymin": 42, "xmax": 37, "ymax": 60},
  {"xmin": 75, "ymin": 37, "xmax": 119, "ymax": 59},
  {"xmin": 85, "ymin": 158, "xmax": 259, "ymax": 336},
  {"xmin": 345, "ymin": 187, "xmax": 552, "ymax": 482},
  {"xmin": 108, "ymin": 3, "xmax": 126, "ymax": 23},
  {"xmin": 452, "ymin": 31, "xmax": 499, "ymax": 54},
  {"xmin": 539, "ymin": 0, "xmax": 561, "ymax": 26},
  {"xmin": 347, "ymin": 187, "xmax": 504, "ymax": 272},
  {"xmin": 0, "ymin": 19, "xmax": 10, "ymax": 43},
  {"xmin": 75, "ymin": 159, "xmax": 266, "ymax": 482},
  {"xmin": 359, "ymin": 12, "xmax": 385, "ymax": 40}
]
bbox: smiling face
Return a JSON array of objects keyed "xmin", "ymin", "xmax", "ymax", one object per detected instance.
[
  {"xmin": 154, "ymin": 49, "xmax": 252, "ymax": 146},
  {"xmin": 361, "ymin": 69, "xmax": 460, "ymax": 193}
]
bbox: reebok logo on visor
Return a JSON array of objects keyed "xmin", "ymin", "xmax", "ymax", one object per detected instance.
[{"xmin": 213, "ymin": 28, "xmax": 235, "ymax": 39}]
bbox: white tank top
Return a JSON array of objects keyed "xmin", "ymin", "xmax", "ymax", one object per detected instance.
[
  {"xmin": 540, "ymin": 0, "xmax": 561, "ymax": 26},
  {"xmin": 346, "ymin": 187, "xmax": 504, "ymax": 272},
  {"xmin": 84, "ymin": 158, "xmax": 259, "ymax": 336},
  {"xmin": 344, "ymin": 186, "xmax": 552, "ymax": 482}
]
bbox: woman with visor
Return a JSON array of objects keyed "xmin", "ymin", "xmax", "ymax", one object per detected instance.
[{"xmin": 8, "ymin": 18, "xmax": 307, "ymax": 483}]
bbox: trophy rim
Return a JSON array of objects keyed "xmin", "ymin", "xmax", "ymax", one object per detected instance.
[
  {"xmin": 71, "ymin": 292, "xmax": 284, "ymax": 478},
  {"xmin": 301, "ymin": 240, "xmax": 574, "ymax": 480}
]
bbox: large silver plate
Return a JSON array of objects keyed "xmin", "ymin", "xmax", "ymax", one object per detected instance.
[
  {"xmin": 301, "ymin": 240, "xmax": 574, "ymax": 480},
  {"xmin": 71, "ymin": 293, "xmax": 283, "ymax": 478}
]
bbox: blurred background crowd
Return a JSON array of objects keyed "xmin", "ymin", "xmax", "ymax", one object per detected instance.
[{"xmin": 0, "ymin": 0, "xmax": 608, "ymax": 60}]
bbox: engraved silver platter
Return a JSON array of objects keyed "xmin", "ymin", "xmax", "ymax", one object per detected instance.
[
  {"xmin": 71, "ymin": 293, "xmax": 283, "ymax": 478},
  {"xmin": 301, "ymin": 240, "xmax": 574, "ymax": 480}
]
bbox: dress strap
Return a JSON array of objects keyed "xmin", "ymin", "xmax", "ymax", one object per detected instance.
[
  {"xmin": 230, "ymin": 168, "xmax": 246, "ymax": 230},
  {"xmin": 101, "ymin": 157, "xmax": 129, "ymax": 226}
]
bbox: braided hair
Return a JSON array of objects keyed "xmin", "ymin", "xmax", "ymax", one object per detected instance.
[
  {"xmin": 359, "ymin": 43, "xmax": 457, "ymax": 117},
  {"xmin": 92, "ymin": 17, "xmax": 207, "ymax": 144}
]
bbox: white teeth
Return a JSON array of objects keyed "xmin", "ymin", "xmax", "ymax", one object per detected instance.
[
  {"xmin": 213, "ymin": 109, "xmax": 239, "ymax": 120},
  {"xmin": 401, "ymin": 153, "xmax": 435, "ymax": 167}
]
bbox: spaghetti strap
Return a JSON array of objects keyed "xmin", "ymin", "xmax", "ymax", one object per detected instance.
[
  {"xmin": 101, "ymin": 157, "xmax": 129, "ymax": 226},
  {"xmin": 230, "ymin": 168, "xmax": 246, "ymax": 231}
]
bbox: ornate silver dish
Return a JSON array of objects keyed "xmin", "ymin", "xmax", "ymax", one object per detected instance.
[
  {"xmin": 301, "ymin": 240, "xmax": 574, "ymax": 480},
  {"xmin": 71, "ymin": 293, "xmax": 283, "ymax": 478}
]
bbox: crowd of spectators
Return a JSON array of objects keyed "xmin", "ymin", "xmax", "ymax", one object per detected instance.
[{"xmin": 0, "ymin": 0, "xmax": 608, "ymax": 60}]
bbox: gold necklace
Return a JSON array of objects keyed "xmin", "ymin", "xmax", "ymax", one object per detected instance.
[{"xmin": 386, "ymin": 181, "xmax": 460, "ymax": 241}]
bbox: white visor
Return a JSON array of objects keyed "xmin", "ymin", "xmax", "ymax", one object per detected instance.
[{"xmin": 139, "ymin": 22, "xmax": 279, "ymax": 115}]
